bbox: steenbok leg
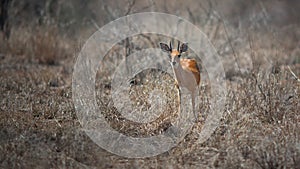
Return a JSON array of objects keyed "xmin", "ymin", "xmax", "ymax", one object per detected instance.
[{"xmin": 191, "ymin": 92, "xmax": 197, "ymax": 121}]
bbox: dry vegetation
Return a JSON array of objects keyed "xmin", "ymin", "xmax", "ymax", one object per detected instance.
[{"xmin": 0, "ymin": 0, "xmax": 299, "ymax": 168}]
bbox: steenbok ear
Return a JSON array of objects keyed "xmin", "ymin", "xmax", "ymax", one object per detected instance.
[
  {"xmin": 180, "ymin": 43, "xmax": 188, "ymax": 53},
  {"xmin": 160, "ymin": 43, "xmax": 170, "ymax": 52}
]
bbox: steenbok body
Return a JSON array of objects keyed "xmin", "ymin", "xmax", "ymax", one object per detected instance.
[{"xmin": 160, "ymin": 41, "xmax": 200, "ymax": 121}]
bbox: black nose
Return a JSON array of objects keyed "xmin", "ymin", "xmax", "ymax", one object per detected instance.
[{"xmin": 172, "ymin": 62, "xmax": 176, "ymax": 66}]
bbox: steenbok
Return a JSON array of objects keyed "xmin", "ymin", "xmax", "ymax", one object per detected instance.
[{"xmin": 160, "ymin": 41, "xmax": 200, "ymax": 121}]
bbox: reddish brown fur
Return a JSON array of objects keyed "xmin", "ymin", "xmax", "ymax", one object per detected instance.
[
  {"xmin": 171, "ymin": 50, "xmax": 180, "ymax": 57},
  {"xmin": 180, "ymin": 58, "xmax": 201, "ymax": 85}
]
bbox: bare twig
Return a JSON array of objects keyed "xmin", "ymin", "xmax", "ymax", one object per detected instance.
[
  {"xmin": 253, "ymin": 73, "xmax": 267, "ymax": 101},
  {"xmin": 221, "ymin": 19, "xmax": 241, "ymax": 72},
  {"xmin": 248, "ymin": 31, "xmax": 259, "ymax": 72},
  {"xmin": 134, "ymin": 0, "xmax": 155, "ymax": 13},
  {"xmin": 210, "ymin": 19, "xmax": 221, "ymax": 41},
  {"xmin": 124, "ymin": 0, "xmax": 136, "ymax": 16},
  {"xmin": 248, "ymin": 32, "xmax": 254, "ymax": 62},
  {"xmin": 211, "ymin": 9, "xmax": 242, "ymax": 73},
  {"xmin": 140, "ymin": 34, "xmax": 156, "ymax": 47},
  {"xmin": 90, "ymin": 18, "xmax": 100, "ymax": 30},
  {"xmin": 287, "ymin": 66, "xmax": 300, "ymax": 82},
  {"xmin": 187, "ymin": 7, "xmax": 196, "ymax": 23},
  {"xmin": 198, "ymin": 1, "xmax": 209, "ymax": 16}
]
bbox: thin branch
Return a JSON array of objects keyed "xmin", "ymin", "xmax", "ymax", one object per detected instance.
[
  {"xmin": 287, "ymin": 66, "xmax": 300, "ymax": 82},
  {"xmin": 221, "ymin": 19, "xmax": 241, "ymax": 72},
  {"xmin": 247, "ymin": 31, "xmax": 257, "ymax": 71},
  {"xmin": 198, "ymin": 0, "xmax": 209, "ymax": 17},
  {"xmin": 124, "ymin": 0, "xmax": 136, "ymax": 16},
  {"xmin": 134, "ymin": 0, "xmax": 155, "ymax": 13},
  {"xmin": 187, "ymin": 7, "xmax": 196, "ymax": 23},
  {"xmin": 140, "ymin": 34, "xmax": 156, "ymax": 47},
  {"xmin": 206, "ymin": 0, "xmax": 241, "ymax": 73},
  {"xmin": 211, "ymin": 19, "xmax": 221, "ymax": 41},
  {"xmin": 211, "ymin": 9, "xmax": 242, "ymax": 73},
  {"xmin": 90, "ymin": 18, "xmax": 100, "ymax": 30}
]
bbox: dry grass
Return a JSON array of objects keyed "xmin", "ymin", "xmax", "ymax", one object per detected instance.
[
  {"xmin": 0, "ymin": 26, "xmax": 71, "ymax": 65},
  {"xmin": 96, "ymin": 69, "xmax": 179, "ymax": 137},
  {"xmin": 0, "ymin": 20, "xmax": 299, "ymax": 169}
]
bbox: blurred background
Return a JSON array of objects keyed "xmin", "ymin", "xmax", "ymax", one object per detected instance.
[{"xmin": 1, "ymin": 0, "xmax": 299, "ymax": 71}]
